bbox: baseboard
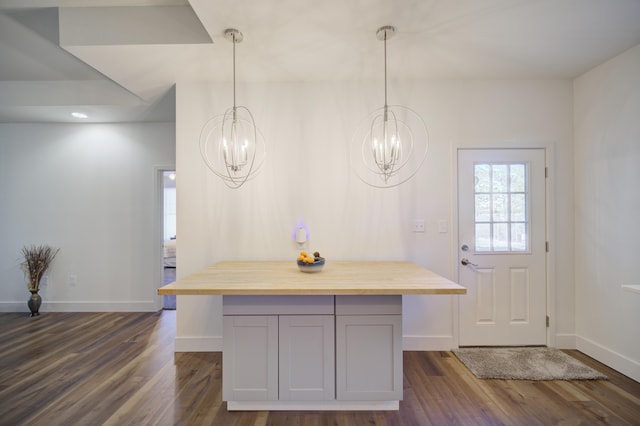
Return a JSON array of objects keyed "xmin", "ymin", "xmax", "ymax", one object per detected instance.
[
  {"xmin": 0, "ymin": 300, "xmax": 159, "ymax": 312},
  {"xmin": 0, "ymin": 302, "xmax": 27, "ymax": 312},
  {"xmin": 576, "ymin": 335, "xmax": 640, "ymax": 382},
  {"xmin": 554, "ymin": 333, "xmax": 577, "ymax": 349},
  {"xmin": 174, "ymin": 336, "xmax": 222, "ymax": 352},
  {"xmin": 403, "ymin": 335, "xmax": 456, "ymax": 351},
  {"xmin": 227, "ymin": 400, "xmax": 399, "ymax": 411}
]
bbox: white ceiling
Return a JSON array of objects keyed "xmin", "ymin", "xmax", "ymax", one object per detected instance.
[{"xmin": 1, "ymin": 0, "xmax": 640, "ymax": 123}]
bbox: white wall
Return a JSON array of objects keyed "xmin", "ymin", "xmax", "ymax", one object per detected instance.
[
  {"xmin": 574, "ymin": 44, "xmax": 640, "ymax": 382},
  {"xmin": 175, "ymin": 79, "xmax": 574, "ymax": 352},
  {"xmin": 0, "ymin": 122, "xmax": 175, "ymax": 312}
]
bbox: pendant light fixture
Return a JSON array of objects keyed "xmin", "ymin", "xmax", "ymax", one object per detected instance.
[
  {"xmin": 200, "ymin": 28, "xmax": 265, "ymax": 189},
  {"xmin": 350, "ymin": 25, "xmax": 428, "ymax": 188}
]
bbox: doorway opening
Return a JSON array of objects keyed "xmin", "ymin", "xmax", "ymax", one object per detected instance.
[{"xmin": 162, "ymin": 170, "xmax": 176, "ymax": 310}]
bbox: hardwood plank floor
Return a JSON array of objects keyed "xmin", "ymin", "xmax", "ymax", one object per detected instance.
[{"xmin": 0, "ymin": 311, "xmax": 638, "ymax": 425}]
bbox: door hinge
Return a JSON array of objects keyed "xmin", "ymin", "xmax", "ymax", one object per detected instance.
[
  {"xmin": 546, "ymin": 316, "xmax": 550, "ymax": 327},
  {"xmin": 545, "ymin": 241, "xmax": 549, "ymax": 252},
  {"xmin": 545, "ymin": 167, "xmax": 548, "ymax": 178}
]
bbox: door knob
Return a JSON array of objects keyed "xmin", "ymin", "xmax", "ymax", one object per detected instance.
[{"xmin": 461, "ymin": 258, "xmax": 478, "ymax": 267}]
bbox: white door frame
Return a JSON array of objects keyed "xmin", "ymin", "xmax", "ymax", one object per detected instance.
[
  {"xmin": 451, "ymin": 142, "xmax": 557, "ymax": 348},
  {"xmin": 153, "ymin": 165, "xmax": 176, "ymax": 311}
]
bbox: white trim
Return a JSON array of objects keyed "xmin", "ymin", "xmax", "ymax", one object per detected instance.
[
  {"xmin": 0, "ymin": 302, "xmax": 26, "ymax": 312},
  {"xmin": 154, "ymin": 165, "xmax": 176, "ymax": 312},
  {"xmin": 544, "ymin": 143, "xmax": 557, "ymax": 348},
  {"xmin": 0, "ymin": 301, "xmax": 158, "ymax": 312},
  {"xmin": 450, "ymin": 144, "xmax": 462, "ymax": 348},
  {"xmin": 403, "ymin": 335, "xmax": 456, "ymax": 351},
  {"xmin": 446, "ymin": 146, "xmax": 461, "ymax": 350},
  {"xmin": 174, "ymin": 336, "xmax": 222, "ymax": 352},
  {"xmin": 576, "ymin": 335, "xmax": 640, "ymax": 382},
  {"xmin": 554, "ymin": 333, "xmax": 577, "ymax": 349},
  {"xmin": 226, "ymin": 400, "xmax": 399, "ymax": 411}
]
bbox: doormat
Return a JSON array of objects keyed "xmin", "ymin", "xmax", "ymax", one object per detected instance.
[{"xmin": 453, "ymin": 347, "xmax": 608, "ymax": 380}]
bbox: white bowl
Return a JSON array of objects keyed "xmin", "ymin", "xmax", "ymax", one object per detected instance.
[{"xmin": 297, "ymin": 258, "xmax": 325, "ymax": 273}]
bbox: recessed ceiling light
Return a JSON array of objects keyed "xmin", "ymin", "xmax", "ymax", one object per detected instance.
[{"xmin": 71, "ymin": 112, "xmax": 88, "ymax": 119}]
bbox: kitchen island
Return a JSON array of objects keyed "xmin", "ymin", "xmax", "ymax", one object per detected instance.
[{"xmin": 158, "ymin": 261, "xmax": 466, "ymax": 411}]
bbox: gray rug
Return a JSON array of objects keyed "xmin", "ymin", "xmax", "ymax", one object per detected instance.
[{"xmin": 453, "ymin": 347, "xmax": 608, "ymax": 380}]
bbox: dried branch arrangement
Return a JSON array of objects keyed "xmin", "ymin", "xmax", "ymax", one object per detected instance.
[{"xmin": 21, "ymin": 244, "xmax": 60, "ymax": 292}]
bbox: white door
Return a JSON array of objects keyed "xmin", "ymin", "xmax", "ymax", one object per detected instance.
[{"xmin": 458, "ymin": 148, "xmax": 546, "ymax": 346}]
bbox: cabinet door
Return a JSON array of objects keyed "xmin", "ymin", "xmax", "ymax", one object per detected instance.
[
  {"xmin": 279, "ymin": 315, "xmax": 335, "ymax": 401},
  {"xmin": 336, "ymin": 315, "xmax": 403, "ymax": 401},
  {"xmin": 223, "ymin": 315, "xmax": 278, "ymax": 401}
]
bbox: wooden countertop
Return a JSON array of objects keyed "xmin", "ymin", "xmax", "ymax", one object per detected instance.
[{"xmin": 157, "ymin": 261, "xmax": 467, "ymax": 296}]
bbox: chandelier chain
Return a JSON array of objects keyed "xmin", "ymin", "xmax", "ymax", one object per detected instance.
[
  {"xmin": 383, "ymin": 31, "xmax": 388, "ymax": 110},
  {"xmin": 232, "ymin": 31, "xmax": 237, "ymax": 118}
]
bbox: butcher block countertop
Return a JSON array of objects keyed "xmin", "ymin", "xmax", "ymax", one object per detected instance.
[{"xmin": 157, "ymin": 261, "xmax": 467, "ymax": 296}]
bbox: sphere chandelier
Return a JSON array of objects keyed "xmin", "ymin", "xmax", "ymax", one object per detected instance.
[
  {"xmin": 351, "ymin": 26, "xmax": 428, "ymax": 188},
  {"xmin": 200, "ymin": 29, "xmax": 266, "ymax": 189}
]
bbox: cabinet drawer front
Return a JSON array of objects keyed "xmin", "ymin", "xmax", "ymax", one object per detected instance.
[
  {"xmin": 223, "ymin": 295, "xmax": 335, "ymax": 315},
  {"xmin": 335, "ymin": 295, "xmax": 402, "ymax": 315}
]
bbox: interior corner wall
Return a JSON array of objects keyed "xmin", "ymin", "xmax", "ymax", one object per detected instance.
[
  {"xmin": 0, "ymin": 122, "xmax": 176, "ymax": 312},
  {"xmin": 573, "ymin": 43, "xmax": 640, "ymax": 382},
  {"xmin": 175, "ymin": 79, "xmax": 574, "ymax": 352}
]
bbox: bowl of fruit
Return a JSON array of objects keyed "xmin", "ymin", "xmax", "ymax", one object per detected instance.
[{"xmin": 297, "ymin": 251, "xmax": 325, "ymax": 273}]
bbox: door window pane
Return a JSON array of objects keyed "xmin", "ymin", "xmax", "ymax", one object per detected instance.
[
  {"xmin": 473, "ymin": 162, "xmax": 529, "ymax": 252},
  {"xmin": 511, "ymin": 223, "xmax": 528, "ymax": 251},
  {"xmin": 492, "ymin": 223, "xmax": 509, "ymax": 251},
  {"xmin": 475, "ymin": 223, "xmax": 491, "ymax": 251},
  {"xmin": 511, "ymin": 194, "xmax": 526, "ymax": 222},
  {"xmin": 474, "ymin": 164, "xmax": 491, "ymax": 192},
  {"xmin": 491, "ymin": 165, "xmax": 508, "ymax": 192},
  {"xmin": 492, "ymin": 194, "xmax": 508, "ymax": 222},
  {"xmin": 475, "ymin": 194, "xmax": 490, "ymax": 221},
  {"xmin": 510, "ymin": 164, "xmax": 525, "ymax": 192}
]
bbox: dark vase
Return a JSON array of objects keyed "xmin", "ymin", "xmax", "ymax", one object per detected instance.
[{"xmin": 28, "ymin": 291, "xmax": 41, "ymax": 317}]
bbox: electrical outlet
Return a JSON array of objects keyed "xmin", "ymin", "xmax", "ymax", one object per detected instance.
[
  {"xmin": 412, "ymin": 220, "xmax": 425, "ymax": 233},
  {"xmin": 68, "ymin": 275, "xmax": 77, "ymax": 287}
]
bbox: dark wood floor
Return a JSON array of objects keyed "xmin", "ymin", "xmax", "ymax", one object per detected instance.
[{"xmin": 0, "ymin": 311, "xmax": 638, "ymax": 426}]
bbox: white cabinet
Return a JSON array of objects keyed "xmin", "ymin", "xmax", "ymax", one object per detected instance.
[
  {"xmin": 279, "ymin": 315, "xmax": 335, "ymax": 401},
  {"xmin": 222, "ymin": 295, "xmax": 403, "ymax": 409},
  {"xmin": 222, "ymin": 296, "xmax": 334, "ymax": 403},
  {"xmin": 222, "ymin": 315, "xmax": 278, "ymax": 401},
  {"xmin": 335, "ymin": 295, "xmax": 403, "ymax": 401}
]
